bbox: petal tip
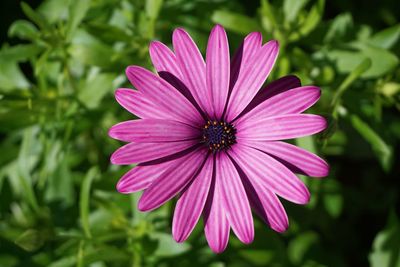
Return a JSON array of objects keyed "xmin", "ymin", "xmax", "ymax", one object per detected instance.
[
  {"xmin": 173, "ymin": 27, "xmax": 187, "ymax": 37},
  {"xmin": 114, "ymin": 88, "xmax": 127, "ymax": 101},
  {"xmin": 273, "ymin": 223, "xmax": 289, "ymax": 233},
  {"xmin": 149, "ymin": 40, "xmax": 164, "ymax": 52},
  {"xmin": 108, "ymin": 125, "xmax": 117, "ymax": 139},
  {"xmin": 125, "ymin": 65, "xmax": 144, "ymax": 77},
  {"xmin": 110, "ymin": 152, "xmax": 117, "ymax": 165},
  {"xmin": 240, "ymin": 234, "xmax": 254, "ymax": 245},
  {"xmin": 172, "ymin": 232, "xmax": 187, "ymax": 243},
  {"xmin": 212, "ymin": 24, "xmax": 225, "ymax": 32},
  {"xmin": 320, "ymin": 162, "xmax": 330, "ymax": 177},
  {"xmin": 210, "ymin": 244, "xmax": 227, "ymax": 254},
  {"xmin": 270, "ymin": 40, "xmax": 280, "ymax": 51},
  {"xmin": 321, "ymin": 116, "xmax": 329, "ymax": 130},
  {"xmin": 137, "ymin": 200, "xmax": 149, "ymax": 212},
  {"xmin": 246, "ymin": 31, "xmax": 262, "ymax": 42},
  {"xmin": 299, "ymin": 190, "xmax": 311, "ymax": 205},
  {"xmin": 125, "ymin": 66, "xmax": 137, "ymax": 80},
  {"xmin": 116, "ymin": 180, "xmax": 130, "ymax": 194}
]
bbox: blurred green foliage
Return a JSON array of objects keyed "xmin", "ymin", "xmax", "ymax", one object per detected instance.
[{"xmin": 0, "ymin": 0, "xmax": 399, "ymax": 266}]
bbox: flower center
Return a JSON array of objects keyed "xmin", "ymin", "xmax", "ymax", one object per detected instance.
[{"xmin": 202, "ymin": 120, "xmax": 236, "ymax": 152}]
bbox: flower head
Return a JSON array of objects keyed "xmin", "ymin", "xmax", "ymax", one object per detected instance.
[{"xmin": 109, "ymin": 25, "xmax": 329, "ymax": 253}]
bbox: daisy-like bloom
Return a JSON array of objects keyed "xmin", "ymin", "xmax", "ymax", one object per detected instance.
[{"xmin": 109, "ymin": 25, "xmax": 329, "ymax": 253}]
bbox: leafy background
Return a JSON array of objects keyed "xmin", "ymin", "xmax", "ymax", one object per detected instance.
[{"xmin": 0, "ymin": 0, "xmax": 399, "ymax": 266}]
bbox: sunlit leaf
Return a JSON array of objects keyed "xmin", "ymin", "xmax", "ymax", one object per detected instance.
[
  {"xmin": 283, "ymin": 0, "xmax": 309, "ymax": 23},
  {"xmin": 20, "ymin": 2, "xmax": 50, "ymax": 30},
  {"xmin": 146, "ymin": 0, "xmax": 163, "ymax": 20},
  {"xmin": 69, "ymin": 30, "xmax": 114, "ymax": 67},
  {"xmin": 78, "ymin": 72, "xmax": 116, "ymax": 109},
  {"xmin": 288, "ymin": 231, "xmax": 319, "ymax": 265},
  {"xmin": 66, "ymin": 0, "xmax": 91, "ymax": 39},
  {"xmin": 0, "ymin": 61, "xmax": 30, "ymax": 91},
  {"xmin": 289, "ymin": 0, "xmax": 325, "ymax": 41},
  {"xmin": 80, "ymin": 167, "xmax": 99, "ymax": 238},
  {"xmin": 328, "ymin": 43, "xmax": 398, "ymax": 78},
  {"xmin": 151, "ymin": 232, "xmax": 191, "ymax": 257},
  {"xmin": 324, "ymin": 13, "xmax": 353, "ymax": 43},
  {"xmin": 8, "ymin": 20, "xmax": 39, "ymax": 40},
  {"xmin": 350, "ymin": 114, "xmax": 393, "ymax": 171},
  {"xmin": 369, "ymin": 213, "xmax": 400, "ymax": 267},
  {"xmin": 15, "ymin": 229, "xmax": 45, "ymax": 252},
  {"xmin": 212, "ymin": 10, "xmax": 262, "ymax": 35},
  {"xmin": 369, "ymin": 24, "xmax": 400, "ymax": 49}
]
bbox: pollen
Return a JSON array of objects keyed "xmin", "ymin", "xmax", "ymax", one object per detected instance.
[{"xmin": 202, "ymin": 120, "xmax": 236, "ymax": 152}]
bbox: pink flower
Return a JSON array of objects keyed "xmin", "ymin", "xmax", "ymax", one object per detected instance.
[{"xmin": 109, "ymin": 25, "xmax": 329, "ymax": 253}]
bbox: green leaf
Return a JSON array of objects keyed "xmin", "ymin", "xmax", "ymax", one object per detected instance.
[
  {"xmin": 37, "ymin": 0, "xmax": 68, "ymax": 24},
  {"xmin": 350, "ymin": 114, "xmax": 393, "ymax": 171},
  {"xmin": 85, "ymin": 23, "xmax": 131, "ymax": 44},
  {"xmin": 0, "ymin": 44, "xmax": 42, "ymax": 62},
  {"xmin": 322, "ymin": 179, "xmax": 343, "ymax": 218},
  {"xmin": 289, "ymin": 0, "xmax": 325, "ymax": 41},
  {"xmin": 369, "ymin": 213, "xmax": 400, "ymax": 267},
  {"xmin": 323, "ymin": 193, "xmax": 343, "ymax": 218},
  {"xmin": 324, "ymin": 13, "xmax": 353, "ymax": 43},
  {"xmin": 20, "ymin": 2, "xmax": 50, "ymax": 30},
  {"xmin": 66, "ymin": 0, "xmax": 91, "ymax": 38},
  {"xmin": 145, "ymin": 0, "xmax": 163, "ymax": 20},
  {"xmin": 283, "ymin": 0, "xmax": 309, "ymax": 23},
  {"xmin": 8, "ymin": 20, "xmax": 39, "ymax": 40},
  {"xmin": 0, "ymin": 255, "xmax": 18, "ymax": 267},
  {"xmin": 358, "ymin": 44, "xmax": 399, "ymax": 77},
  {"xmin": 380, "ymin": 82, "xmax": 400, "ymax": 98},
  {"xmin": 80, "ymin": 167, "xmax": 98, "ymax": 238},
  {"xmin": 78, "ymin": 72, "xmax": 116, "ymax": 109},
  {"xmin": 328, "ymin": 44, "xmax": 398, "ymax": 78},
  {"xmin": 260, "ymin": 0, "xmax": 278, "ymax": 33},
  {"xmin": 151, "ymin": 232, "xmax": 191, "ymax": 257},
  {"xmin": 16, "ymin": 128, "xmax": 41, "ymax": 212},
  {"xmin": 369, "ymin": 24, "xmax": 400, "ymax": 49},
  {"xmin": 331, "ymin": 58, "xmax": 371, "ymax": 109},
  {"xmin": 44, "ymin": 148, "xmax": 74, "ymax": 206},
  {"xmin": 288, "ymin": 231, "xmax": 319, "ymax": 265},
  {"xmin": 15, "ymin": 229, "xmax": 45, "ymax": 252},
  {"xmin": 212, "ymin": 10, "xmax": 262, "ymax": 35},
  {"xmin": 48, "ymin": 256, "xmax": 76, "ymax": 267},
  {"xmin": 296, "ymin": 135, "xmax": 317, "ymax": 153},
  {"xmin": 68, "ymin": 30, "xmax": 114, "ymax": 67},
  {"xmin": 0, "ymin": 61, "xmax": 30, "ymax": 91}
]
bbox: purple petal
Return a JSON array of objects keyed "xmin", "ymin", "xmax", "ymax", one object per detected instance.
[
  {"xmin": 125, "ymin": 66, "xmax": 203, "ymax": 126},
  {"xmin": 138, "ymin": 148, "xmax": 208, "ymax": 211},
  {"xmin": 149, "ymin": 42, "xmax": 205, "ymax": 116},
  {"xmin": 225, "ymin": 40, "xmax": 279, "ymax": 122},
  {"xmin": 241, "ymin": 175, "xmax": 289, "ymax": 232},
  {"xmin": 236, "ymin": 75, "xmax": 301, "ymax": 119},
  {"xmin": 173, "ymin": 28, "xmax": 213, "ymax": 117},
  {"xmin": 228, "ymin": 144, "xmax": 310, "ymax": 204},
  {"xmin": 217, "ymin": 152, "xmax": 254, "ymax": 244},
  {"xmin": 111, "ymin": 140, "xmax": 197, "ymax": 165},
  {"xmin": 172, "ymin": 156, "xmax": 213, "ymax": 242},
  {"xmin": 203, "ymin": 173, "xmax": 230, "ymax": 253},
  {"xmin": 108, "ymin": 119, "xmax": 200, "ymax": 143},
  {"xmin": 206, "ymin": 25, "xmax": 230, "ymax": 119},
  {"xmin": 251, "ymin": 190, "xmax": 289, "ymax": 233},
  {"xmin": 115, "ymin": 88, "xmax": 180, "ymax": 119},
  {"xmin": 236, "ymin": 114, "xmax": 327, "ymax": 141},
  {"xmin": 116, "ymin": 160, "xmax": 174, "ymax": 193},
  {"xmin": 241, "ymin": 140, "xmax": 329, "ymax": 177},
  {"xmin": 230, "ymin": 32, "xmax": 262, "ymax": 90},
  {"xmin": 149, "ymin": 41, "xmax": 183, "ymax": 79},
  {"xmin": 235, "ymin": 86, "xmax": 321, "ymax": 125}
]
